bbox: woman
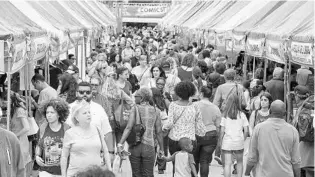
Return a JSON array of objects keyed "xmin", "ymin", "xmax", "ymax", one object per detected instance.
[
  {"xmin": 195, "ymin": 84, "xmax": 221, "ymax": 177},
  {"xmin": 57, "ymin": 73, "xmax": 78, "ymax": 104},
  {"xmin": 130, "ymin": 46, "xmax": 144, "ymax": 68},
  {"xmin": 117, "ymin": 87, "xmax": 164, "ymax": 177},
  {"xmin": 243, "ymin": 80, "xmax": 251, "ymax": 118},
  {"xmin": 92, "ymin": 62, "xmax": 111, "ymax": 84},
  {"xmin": 207, "ymin": 72, "xmax": 222, "ymax": 102},
  {"xmin": 176, "ymin": 54, "xmax": 195, "ymax": 82},
  {"xmin": 162, "ymin": 81, "xmax": 206, "ymax": 172},
  {"xmin": 250, "ymin": 84, "xmax": 266, "ymax": 111},
  {"xmin": 10, "ymin": 93, "xmax": 32, "ymax": 175},
  {"xmin": 218, "ymin": 92, "xmax": 249, "ymax": 177},
  {"xmin": 131, "ymin": 55, "xmax": 151, "ymax": 88},
  {"xmin": 121, "ymin": 41, "xmax": 135, "ymax": 63},
  {"xmin": 148, "ymin": 65, "xmax": 166, "ymax": 88},
  {"xmin": 61, "ymin": 101, "xmax": 112, "ymax": 177},
  {"xmin": 36, "ymin": 99, "xmax": 70, "ymax": 176},
  {"xmin": 125, "ymin": 63, "xmax": 140, "ymax": 94},
  {"xmin": 192, "ymin": 66, "xmax": 206, "ymax": 101},
  {"xmin": 116, "ymin": 66, "xmax": 132, "ymax": 95}
]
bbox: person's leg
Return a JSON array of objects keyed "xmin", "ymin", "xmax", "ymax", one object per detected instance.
[
  {"xmin": 234, "ymin": 150, "xmax": 244, "ymax": 177},
  {"xmin": 193, "ymin": 141, "xmax": 201, "ymax": 174},
  {"xmin": 304, "ymin": 167, "xmax": 315, "ymax": 177},
  {"xmin": 199, "ymin": 144, "xmax": 216, "ymax": 177},
  {"xmin": 129, "ymin": 144, "xmax": 142, "ymax": 177},
  {"xmin": 223, "ymin": 150, "xmax": 233, "ymax": 177},
  {"xmin": 168, "ymin": 138, "xmax": 181, "ymax": 176},
  {"xmin": 141, "ymin": 144, "xmax": 156, "ymax": 177}
]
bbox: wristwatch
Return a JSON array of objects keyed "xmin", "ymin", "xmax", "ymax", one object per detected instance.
[
  {"xmin": 108, "ymin": 151, "xmax": 115, "ymax": 154},
  {"xmin": 117, "ymin": 143, "xmax": 123, "ymax": 148}
]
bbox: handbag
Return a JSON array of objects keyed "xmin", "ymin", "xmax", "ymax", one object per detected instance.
[
  {"xmin": 111, "ymin": 93, "xmax": 131, "ymax": 133},
  {"xmin": 96, "ymin": 127, "xmax": 107, "ymax": 167},
  {"xmin": 126, "ymin": 106, "xmax": 146, "ymax": 146},
  {"xmin": 27, "ymin": 116, "xmax": 39, "ymax": 136}
]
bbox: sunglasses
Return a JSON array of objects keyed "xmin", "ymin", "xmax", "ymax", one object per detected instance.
[
  {"xmin": 156, "ymin": 82, "xmax": 165, "ymax": 86},
  {"xmin": 102, "ymin": 67, "xmax": 107, "ymax": 69},
  {"xmin": 78, "ymin": 90, "xmax": 91, "ymax": 95},
  {"xmin": 91, "ymin": 84, "xmax": 99, "ymax": 87}
]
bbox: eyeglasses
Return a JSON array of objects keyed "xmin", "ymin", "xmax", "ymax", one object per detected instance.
[
  {"xmin": 91, "ymin": 84, "xmax": 99, "ymax": 87},
  {"xmin": 78, "ymin": 90, "xmax": 91, "ymax": 95},
  {"xmin": 168, "ymin": 49, "xmax": 174, "ymax": 51},
  {"xmin": 102, "ymin": 67, "xmax": 107, "ymax": 69}
]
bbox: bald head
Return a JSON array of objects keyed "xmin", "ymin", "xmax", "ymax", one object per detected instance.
[{"xmin": 270, "ymin": 100, "xmax": 286, "ymax": 118}]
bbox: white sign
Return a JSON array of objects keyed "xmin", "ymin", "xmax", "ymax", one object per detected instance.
[
  {"xmin": 246, "ymin": 38, "xmax": 265, "ymax": 57},
  {"xmin": 232, "ymin": 34, "xmax": 246, "ymax": 52},
  {"xmin": 0, "ymin": 41, "xmax": 4, "ymax": 73},
  {"xmin": 265, "ymin": 40, "xmax": 284, "ymax": 64},
  {"xmin": 290, "ymin": 41, "xmax": 313, "ymax": 66},
  {"xmin": 11, "ymin": 41, "xmax": 26, "ymax": 73}
]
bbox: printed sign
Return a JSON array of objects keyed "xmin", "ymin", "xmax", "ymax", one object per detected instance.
[
  {"xmin": 28, "ymin": 36, "xmax": 49, "ymax": 61},
  {"xmin": 216, "ymin": 33, "xmax": 225, "ymax": 47},
  {"xmin": 114, "ymin": 3, "xmax": 170, "ymax": 18},
  {"xmin": 290, "ymin": 41, "xmax": 313, "ymax": 66},
  {"xmin": 208, "ymin": 32, "xmax": 216, "ymax": 45},
  {"xmin": 11, "ymin": 41, "xmax": 26, "ymax": 73},
  {"xmin": 226, "ymin": 39, "xmax": 233, "ymax": 52},
  {"xmin": 265, "ymin": 40, "xmax": 284, "ymax": 64},
  {"xmin": 0, "ymin": 41, "xmax": 4, "ymax": 73},
  {"xmin": 232, "ymin": 34, "xmax": 246, "ymax": 52},
  {"xmin": 246, "ymin": 38, "xmax": 265, "ymax": 57}
]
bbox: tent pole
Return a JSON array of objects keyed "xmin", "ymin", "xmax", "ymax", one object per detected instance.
[
  {"xmin": 287, "ymin": 58, "xmax": 292, "ymax": 121},
  {"xmin": 252, "ymin": 56, "xmax": 256, "ymax": 79},
  {"xmin": 81, "ymin": 38, "xmax": 84, "ymax": 80},
  {"xmin": 263, "ymin": 58, "xmax": 267, "ymax": 83},
  {"xmin": 6, "ymin": 57, "xmax": 11, "ymax": 130},
  {"xmin": 243, "ymin": 53, "xmax": 248, "ymax": 81},
  {"xmin": 284, "ymin": 55, "xmax": 288, "ymax": 121}
]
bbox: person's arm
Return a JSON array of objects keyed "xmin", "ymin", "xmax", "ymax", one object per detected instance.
[
  {"xmin": 245, "ymin": 126, "xmax": 259, "ymax": 176},
  {"xmin": 215, "ymin": 109, "xmax": 222, "ymax": 135},
  {"xmin": 218, "ymin": 123, "xmax": 225, "ymax": 149},
  {"xmin": 155, "ymin": 110, "xmax": 164, "ymax": 156},
  {"xmin": 162, "ymin": 103, "xmax": 174, "ymax": 131},
  {"xmin": 100, "ymin": 131, "xmax": 112, "ymax": 171},
  {"xmin": 12, "ymin": 133, "xmax": 26, "ymax": 177},
  {"xmin": 117, "ymin": 106, "xmax": 136, "ymax": 152},
  {"xmin": 15, "ymin": 109, "xmax": 30, "ymax": 137},
  {"xmin": 61, "ymin": 131, "xmax": 72, "ymax": 177},
  {"xmin": 194, "ymin": 104, "xmax": 206, "ymax": 136},
  {"xmin": 162, "ymin": 152, "xmax": 177, "ymax": 162},
  {"xmin": 291, "ymin": 128, "xmax": 301, "ymax": 177},
  {"xmin": 188, "ymin": 154, "xmax": 198, "ymax": 177},
  {"xmin": 249, "ymin": 111, "xmax": 256, "ymax": 137},
  {"xmin": 213, "ymin": 85, "xmax": 222, "ymax": 108}
]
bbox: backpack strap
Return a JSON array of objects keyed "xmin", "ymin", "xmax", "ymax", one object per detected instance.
[{"xmin": 39, "ymin": 122, "xmax": 49, "ymax": 140}]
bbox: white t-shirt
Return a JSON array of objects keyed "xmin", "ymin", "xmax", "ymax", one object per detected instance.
[
  {"xmin": 220, "ymin": 112, "xmax": 249, "ymax": 151},
  {"xmin": 66, "ymin": 101, "xmax": 112, "ymax": 136}
]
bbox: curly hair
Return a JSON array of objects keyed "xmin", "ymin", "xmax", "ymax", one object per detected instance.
[
  {"xmin": 40, "ymin": 99, "xmax": 70, "ymax": 123},
  {"xmin": 10, "ymin": 93, "xmax": 26, "ymax": 119},
  {"xmin": 136, "ymin": 87, "xmax": 153, "ymax": 103},
  {"xmin": 174, "ymin": 81, "xmax": 196, "ymax": 100},
  {"xmin": 58, "ymin": 73, "xmax": 78, "ymax": 103},
  {"xmin": 181, "ymin": 54, "xmax": 195, "ymax": 67},
  {"xmin": 76, "ymin": 165, "xmax": 115, "ymax": 177}
]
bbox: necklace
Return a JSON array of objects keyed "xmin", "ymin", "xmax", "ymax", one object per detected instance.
[{"xmin": 259, "ymin": 109, "xmax": 270, "ymax": 116}]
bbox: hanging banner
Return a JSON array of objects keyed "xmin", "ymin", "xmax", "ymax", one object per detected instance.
[
  {"xmin": 226, "ymin": 39, "xmax": 233, "ymax": 52},
  {"xmin": 60, "ymin": 35, "xmax": 70, "ymax": 54},
  {"xmin": 0, "ymin": 41, "xmax": 4, "ymax": 73},
  {"xmin": 290, "ymin": 41, "xmax": 313, "ymax": 66},
  {"xmin": 246, "ymin": 38, "xmax": 265, "ymax": 57},
  {"xmin": 232, "ymin": 34, "xmax": 246, "ymax": 52},
  {"xmin": 208, "ymin": 32, "xmax": 216, "ymax": 45},
  {"xmin": 11, "ymin": 41, "xmax": 26, "ymax": 73},
  {"xmin": 216, "ymin": 33, "xmax": 225, "ymax": 47},
  {"xmin": 113, "ymin": 3, "xmax": 170, "ymax": 18},
  {"xmin": 49, "ymin": 37, "xmax": 60, "ymax": 59},
  {"xmin": 265, "ymin": 40, "xmax": 284, "ymax": 64},
  {"xmin": 29, "ymin": 36, "xmax": 50, "ymax": 61}
]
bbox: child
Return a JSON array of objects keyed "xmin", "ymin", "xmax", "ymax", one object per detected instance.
[
  {"xmin": 163, "ymin": 137, "xmax": 198, "ymax": 177},
  {"xmin": 218, "ymin": 93, "xmax": 249, "ymax": 177}
]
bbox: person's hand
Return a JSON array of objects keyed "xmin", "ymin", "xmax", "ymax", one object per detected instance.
[
  {"xmin": 158, "ymin": 150, "xmax": 164, "ymax": 159},
  {"xmin": 244, "ymin": 172, "xmax": 251, "ymax": 176},
  {"xmin": 117, "ymin": 143, "xmax": 124, "ymax": 157},
  {"xmin": 109, "ymin": 153, "xmax": 115, "ymax": 165},
  {"xmin": 35, "ymin": 156, "xmax": 46, "ymax": 167}
]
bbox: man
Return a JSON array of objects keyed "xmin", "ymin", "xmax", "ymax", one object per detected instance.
[
  {"xmin": 0, "ymin": 127, "xmax": 25, "ymax": 177},
  {"xmin": 66, "ymin": 81, "xmax": 115, "ymax": 161},
  {"xmin": 213, "ymin": 69, "xmax": 246, "ymax": 112},
  {"xmin": 90, "ymin": 77, "xmax": 110, "ymax": 116},
  {"xmin": 31, "ymin": 74, "xmax": 58, "ymax": 125},
  {"xmin": 166, "ymin": 44, "xmax": 181, "ymax": 66},
  {"xmin": 245, "ymin": 100, "xmax": 301, "ymax": 177},
  {"xmin": 264, "ymin": 67, "xmax": 285, "ymax": 101}
]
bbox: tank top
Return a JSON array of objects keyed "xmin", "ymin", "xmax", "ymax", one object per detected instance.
[
  {"xmin": 177, "ymin": 67, "xmax": 193, "ymax": 82},
  {"xmin": 175, "ymin": 151, "xmax": 191, "ymax": 177},
  {"xmin": 254, "ymin": 110, "xmax": 270, "ymax": 127}
]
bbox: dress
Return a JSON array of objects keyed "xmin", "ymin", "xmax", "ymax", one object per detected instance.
[{"xmin": 11, "ymin": 107, "xmax": 31, "ymax": 166}]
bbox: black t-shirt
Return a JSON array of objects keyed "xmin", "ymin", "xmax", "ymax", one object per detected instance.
[{"xmin": 39, "ymin": 124, "xmax": 65, "ymax": 175}]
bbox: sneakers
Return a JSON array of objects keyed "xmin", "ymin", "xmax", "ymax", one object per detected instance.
[{"xmin": 214, "ymin": 156, "xmax": 222, "ymax": 165}]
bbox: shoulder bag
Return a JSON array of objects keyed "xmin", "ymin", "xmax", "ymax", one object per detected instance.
[{"xmin": 126, "ymin": 106, "xmax": 146, "ymax": 146}]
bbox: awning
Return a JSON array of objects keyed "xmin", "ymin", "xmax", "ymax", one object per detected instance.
[
  {"xmin": 123, "ymin": 17, "xmax": 161, "ymax": 23},
  {"xmin": 181, "ymin": 2, "xmax": 213, "ymax": 27},
  {"xmin": 86, "ymin": 1, "xmax": 116, "ymax": 26}
]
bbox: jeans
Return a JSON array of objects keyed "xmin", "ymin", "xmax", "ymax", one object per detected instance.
[
  {"xmin": 129, "ymin": 143, "xmax": 155, "ymax": 177},
  {"xmin": 194, "ymin": 131, "xmax": 218, "ymax": 177},
  {"xmin": 156, "ymin": 136, "xmax": 169, "ymax": 171},
  {"xmin": 169, "ymin": 137, "xmax": 197, "ymax": 176},
  {"xmin": 39, "ymin": 171, "xmax": 62, "ymax": 177}
]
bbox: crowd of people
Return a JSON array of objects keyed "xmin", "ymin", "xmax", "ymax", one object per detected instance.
[{"xmin": 0, "ymin": 26, "xmax": 314, "ymax": 177}]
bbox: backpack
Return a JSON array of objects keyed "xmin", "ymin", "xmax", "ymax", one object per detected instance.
[{"xmin": 295, "ymin": 95, "xmax": 314, "ymax": 142}]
